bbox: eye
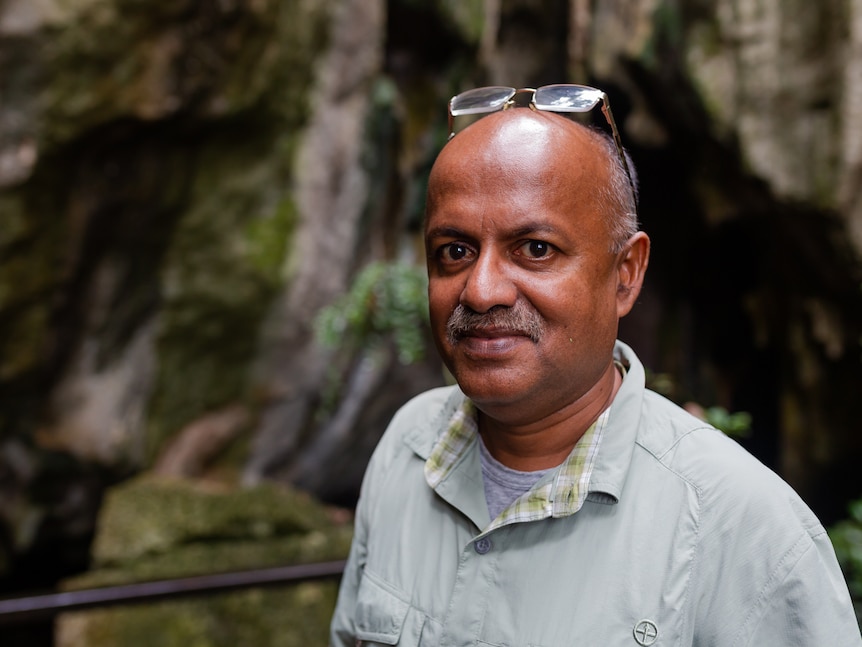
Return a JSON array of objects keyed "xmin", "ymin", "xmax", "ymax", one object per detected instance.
[
  {"xmin": 518, "ymin": 240, "xmax": 553, "ymax": 259},
  {"xmin": 439, "ymin": 243, "xmax": 473, "ymax": 262}
]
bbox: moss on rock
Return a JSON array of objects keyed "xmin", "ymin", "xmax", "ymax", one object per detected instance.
[
  {"xmin": 144, "ymin": 120, "xmax": 299, "ymax": 458},
  {"xmin": 56, "ymin": 581, "xmax": 341, "ymax": 647},
  {"xmin": 86, "ymin": 474, "xmax": 343, "ymax": 566},
  {"xmin": 56, "ymin": 474, "xmax": 352, "ymax": 646},
  {"xmin": 0, "ymin": 190, "xmax": 61, "ymax": 383}
]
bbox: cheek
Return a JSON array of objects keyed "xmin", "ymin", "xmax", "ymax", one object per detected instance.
[
  {"xmin": 528, "ymin": 281, "xmax": 582, "ymax": 321},
  {"xmin": 428, "ymin": 284, "xmax": 456, "ymax": 333},
  {"xmin": 530, "ymin": 276, "xmax": 614, "ymax": 334}
]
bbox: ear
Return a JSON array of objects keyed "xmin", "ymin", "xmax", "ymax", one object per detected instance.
[{"xmin": 615, "ymin": 231, "xmax": 650, "ymax": 317}]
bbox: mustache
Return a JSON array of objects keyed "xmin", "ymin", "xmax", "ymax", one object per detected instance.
[{"xmin": 446, "ymin": 302, "xmax": 545, "ymax": 344}]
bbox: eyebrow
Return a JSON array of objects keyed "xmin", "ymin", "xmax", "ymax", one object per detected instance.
[
  {"xmin": 425, "ymin": 221, "xmax": 563, "ymax": 240},
  {"xmin": 425, "ymin": 226, "xmax": 465, "ymax": 239},
  {"xmin": 509, "ymin": 223, "xmax": 562, "ymax": 238}
]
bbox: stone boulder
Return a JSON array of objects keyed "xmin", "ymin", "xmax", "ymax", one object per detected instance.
[{"xmin": 54, "ymin": 474, "xmax": 352, "ymax": 647}]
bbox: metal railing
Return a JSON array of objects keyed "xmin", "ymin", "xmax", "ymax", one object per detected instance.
[{"xmin": 0, "ymin": 559, "xmax": 347, "ymax": 626}]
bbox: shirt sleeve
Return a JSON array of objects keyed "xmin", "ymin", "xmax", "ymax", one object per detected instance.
[{"xmin": 744, "ymin": 530, "xmax": 862, "ymax": 646}]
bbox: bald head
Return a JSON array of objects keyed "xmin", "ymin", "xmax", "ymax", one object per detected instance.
[{"xmin": 428, "ymin": 110, "xmax": 638, "ymax": 251}]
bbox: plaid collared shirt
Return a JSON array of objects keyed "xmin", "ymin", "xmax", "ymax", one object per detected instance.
[{"xmin": 424, "ymin": 397, "xmax": 610, "ymax": 533}]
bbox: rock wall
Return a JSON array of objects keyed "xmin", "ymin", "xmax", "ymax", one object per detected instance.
[
  {"xmin": 0, "ymin": 0, "xmax": 352, "ymax": 582},
  {"xmin": 1, "ymin": 0, "xmax": 861, "ymax": 626}
]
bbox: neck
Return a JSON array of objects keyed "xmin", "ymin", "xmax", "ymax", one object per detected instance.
[{"xmin": 478, "ymin": 361, "xmax": 621, "ymax": 471}]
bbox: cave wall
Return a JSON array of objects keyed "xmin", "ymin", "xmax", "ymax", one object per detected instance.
[{"xmin": 0, "ymin": 0, "xmax": 861, "ymax": 601}]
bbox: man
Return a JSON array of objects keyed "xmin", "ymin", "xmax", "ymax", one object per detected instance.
[{"xmin": 330, "ymin": 85, "xmax": 861, "ymax": 646}]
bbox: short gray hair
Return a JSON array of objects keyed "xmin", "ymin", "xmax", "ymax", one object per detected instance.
[{"xmin": 593, "ymin": 130, "xmax": 639, "ymax": 253}]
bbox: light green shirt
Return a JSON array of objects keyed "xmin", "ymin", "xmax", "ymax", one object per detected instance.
[{"xmin": 331, "ymin": 341, "xmax": 861, "ymax": 646}]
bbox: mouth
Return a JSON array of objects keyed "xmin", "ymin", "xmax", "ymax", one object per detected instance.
[
  {"xmin": 453, "ymin": 326, "xmax": 535, "ymax": 358},
  {"xmin": 454, "ymin": 326, "xmax": 532, "ymax": 341}
]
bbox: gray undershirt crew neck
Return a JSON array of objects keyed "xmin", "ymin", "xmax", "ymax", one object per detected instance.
[{"xmin": 478, "ymin": 436, "xmax": 553, "ymax": 520}]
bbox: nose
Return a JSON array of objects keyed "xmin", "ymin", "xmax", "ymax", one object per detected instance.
[{"xmin": 459, "ymin": 249, "xmax": 518, "ymax": 314}]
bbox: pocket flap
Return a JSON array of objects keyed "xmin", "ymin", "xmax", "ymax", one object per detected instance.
[{"xmin": 354, "ymin": 573, "xmax": 410, "ymax": 645}]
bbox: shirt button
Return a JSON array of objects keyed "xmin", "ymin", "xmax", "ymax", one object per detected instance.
[{"xmin": 474, "ymin": 537, "xmax": 492, "ymax": 554}]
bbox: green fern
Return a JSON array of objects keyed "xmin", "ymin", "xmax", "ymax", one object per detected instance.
[{"xmin": 314, "ymin": 261, "xmax": 429, "ymax": 365}]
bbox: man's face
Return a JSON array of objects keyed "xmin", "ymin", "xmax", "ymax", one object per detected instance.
[{"xmin": 424, "ymin": 112, "xmax": 629, "ymax": 425}]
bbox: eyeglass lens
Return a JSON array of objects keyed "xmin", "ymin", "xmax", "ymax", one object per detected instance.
[
  {"xmin": 449, "ymin": 86, "xmax": 517, "ymax": 116},
  {"xmin": 532, "ymin": 84, "xmax": 604, "ymax": 112}
]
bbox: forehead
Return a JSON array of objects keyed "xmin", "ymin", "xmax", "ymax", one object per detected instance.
[{"xmin": 426, "ymin": 111, "xmax": 611, "ymax": 230}]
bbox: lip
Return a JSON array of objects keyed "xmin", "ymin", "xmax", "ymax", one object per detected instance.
[{"xmin": 456, "ymin": 328, "xmax": 533, "ymax": 358}]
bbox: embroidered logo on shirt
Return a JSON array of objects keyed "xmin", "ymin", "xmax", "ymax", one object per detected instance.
[{"xmin": 633, "ymin": 619, "xmax": 658, "ymax": 645}]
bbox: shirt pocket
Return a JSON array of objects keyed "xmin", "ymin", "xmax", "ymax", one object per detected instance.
[{"xmin": 355, "ymin": 571, "xmax": 425, "ymax": 646}]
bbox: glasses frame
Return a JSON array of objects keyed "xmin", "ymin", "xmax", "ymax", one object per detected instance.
[{"xmin": 447, "ymin": 84, "xmax": 637, "ymax": 211}]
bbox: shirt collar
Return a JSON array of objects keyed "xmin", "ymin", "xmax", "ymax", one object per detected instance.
[
  {"xmin": 403, "ymin": 341, "xmax": 647, "ymax": 524},
  {"xmin": 423, "ymin": 391, "xmax": 610, "ymax": 528},
  {"xmin": 424, "ymin": 399, "xmax": 478, "ymax": 489},
  {"xmin": 586, "ymin": 340, "xmax": 645, "ymax": 502}
]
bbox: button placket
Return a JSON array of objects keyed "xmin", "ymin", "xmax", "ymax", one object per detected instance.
[{"xmin": 441, "ymin": 532, "xmax": 499, "ymax": 646}]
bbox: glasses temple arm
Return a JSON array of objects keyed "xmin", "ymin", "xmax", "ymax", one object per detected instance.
[
  {"xmin": 601, "ymin": 98, "xmax": 638, "ymax": 207},
  {"xmin": 447, "ymin": 104, "xmax": 455, "ymax": 140}
]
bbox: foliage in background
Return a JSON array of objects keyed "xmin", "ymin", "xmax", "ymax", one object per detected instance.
[
  {"xmin": 314, "ymin": 261, "xmax": 430, "ymax": 365},
  {"xmin": 829, "ymin": 499, "xmax": 862, "ymax": 624},
  {"xmin": 700, "ymin": 407, "xmax": 752, "ymax": 438},
  {"xmin": 646, "ymin": 371, "xmax": 753, "ymax": 438}
]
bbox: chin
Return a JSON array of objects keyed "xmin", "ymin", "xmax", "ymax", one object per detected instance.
[{"xmin": 453, "ymin": 371, "xmax": 528, "ymax": 408}]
